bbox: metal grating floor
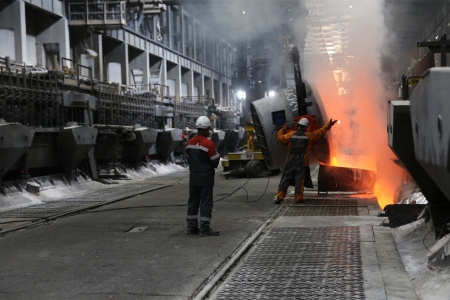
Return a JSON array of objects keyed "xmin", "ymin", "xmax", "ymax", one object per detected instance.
[
  {"xmin": 0, "ymin": 200, "xmax": 105, "ymax": 218},
  {"xmin": 298, "ymin": 198, "xmax": 359, "ymax": 206},
  {"xmin": 214, "ymin": 227, "xmax": 364, "ymax": 299},
  {"xmin": 0, "ymin": 183, "xmax": 161, "ymax": 218},
  {"xmin": 283, "ymin": 206, "xmax": 359, "ymax": 216}
]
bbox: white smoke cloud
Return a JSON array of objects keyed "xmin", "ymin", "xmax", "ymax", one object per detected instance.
[
  {"xmin": 183, "ymin": 0, "xmax": 305, "ymax": 42},
  {"xmin": 301, "ymin": 0, "xmax": 404, "ymax": 206},
  {"xmin": 179, "ymin": 0, "xmax": 446, "ymax": 204}
]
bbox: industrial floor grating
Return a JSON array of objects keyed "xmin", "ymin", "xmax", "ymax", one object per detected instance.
[
  {"xmin": 0, "ymin": 200, "xmax": 105, "ymax": 218},
  {"xmin": 298, "ymin": 198, "xmax": 359, "ymax": 206},
  {"xmin": 214, "ymin": 227, "xmax": 364, "ymax": 299},
  {"xmin": 0, "ymin": 183, "xmax": 162, "ymax": 218},
  {"xmin": 283, "ymin": 206, "xmax": 359, "ymax": 216}
]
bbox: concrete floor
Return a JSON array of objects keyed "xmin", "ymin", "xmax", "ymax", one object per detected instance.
[{"xmin": 0, "ymin": 168, "xmax": 418, "ymax": 299}]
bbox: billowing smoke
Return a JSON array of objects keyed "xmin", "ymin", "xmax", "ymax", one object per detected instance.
[
  {"xmin": 183, "ymin": 0, "xmax": 303, "ymax": 42},
  {"xmin": 183, "ymin": 0, "xmax": 307, "ymax": 93},
  {"xmin": 182, "ymin": 0, "xmax": 444, "ymax": 208},
  {"xmin": 381, "ymin": 0, "xmax": 446, "ymax": 88},
  {"xmin": 300, "ymin": 0, "xmax": 404, "ymax": 208}
]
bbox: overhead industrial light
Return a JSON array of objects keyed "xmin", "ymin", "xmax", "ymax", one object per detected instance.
[
  {"xmin": 237, "ymin": 90, "xmax": 246, "ymax": 100},
  {"xmin": 84, "ymin": 49, "xmax": 98, "ymax": 60}
]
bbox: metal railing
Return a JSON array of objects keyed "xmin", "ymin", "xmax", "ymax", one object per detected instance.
[
  {"xmin": 174, "ymin": 98, "xmax": 205, "ymax": 114},
  {"xmin": 96, "ymin": 86, "xmax": 156, "ymax": 128},
  {"xmin": 0, "ymin": 67, "xmax": 61, "ymax": 127},
  {"xmin": 61, "ymin": 57, "xmax": 94, "ymax": 92},
  {"xmin": 68, "ymin": 1, "xmax": 126, "ymax": 27}
]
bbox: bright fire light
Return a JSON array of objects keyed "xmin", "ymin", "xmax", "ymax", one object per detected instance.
[
  {"xmin": 303, "ymin": 1, "xmax": 404, "ymax": 209},
  {"xmin": 331, "ymin": 156, "xmax": 338, "ymax": 166}
]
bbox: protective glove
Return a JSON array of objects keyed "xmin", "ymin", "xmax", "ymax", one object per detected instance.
[{"xmin": 327, "ymin": 119, "xmax": 338, "ymax": 129}]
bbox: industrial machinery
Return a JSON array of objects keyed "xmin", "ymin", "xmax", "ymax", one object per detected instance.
[
  {"xmin": 250, "ymin": 47, "xmax": 376, "ymax": 193},
  {"xmin": 0, "ymin": 119, "xmax": 35, "ymax": 183},
  {"xmin": 251, "ymin": 47, "xmax": 325, "ymax": 170},
  {"xmin": 221, "ymin": 124, "xmax": 266, "ymax": 178},
  {"xmin": 388, "ymin": 67, "xmax": 450, "ymax": 238}
]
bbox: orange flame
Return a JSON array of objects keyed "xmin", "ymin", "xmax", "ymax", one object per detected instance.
[
  {"xmin": 305, "ymin": 58, "xmax": 404, "ymax": 210},
  {"xmin": 331, "ymin": 156, "xmax": 338, "ymax": 166},
  {"xmin": 301, "ymin": 0, "xmax": 406, "ymax": 210}
]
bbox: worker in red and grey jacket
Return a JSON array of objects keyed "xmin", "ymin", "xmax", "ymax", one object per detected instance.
[{"xmin": 186, "ymin": 116, "xmax": 220, "ymax": 237}]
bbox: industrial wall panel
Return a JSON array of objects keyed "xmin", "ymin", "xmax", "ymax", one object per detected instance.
[
  {"xmin": 0, "ymin": 29, "xmax": 15, "ymax": 58},
  {"xmin": 192, "ymin": 62, "xmax": 201, "ymax": 73},
  {"xmin": 149, "ymin": 44, "xmax": 163, "ymax": 57},
  {"xmin": 164, "ymin": 50, "xmax": 178, "ymax": 64},
  {"xmin": 179, "ymin": 57, "xmax": 190, "ymax": 69},
  {"xmin": 202, "ymin": 68, "xmax": 211, "ymax": 77},
  {"xmin": 109, "ymin": 30, "xmax": 125, "ymax": 41},
  {"xmin": 26, "ymin": 35, "xmax": 37, "ymax": 66},
  {"xmin": 26, "ymin": 0, "xmax": 63, "ymax": 15},
  {"xmin": 126, "ymin": 32, "xmax": 146, "ymax": 50},
  {"xmin": 138, "ymin": 36, "xmax": 146, "ymax": 49}
]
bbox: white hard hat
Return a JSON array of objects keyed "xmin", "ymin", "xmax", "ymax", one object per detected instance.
[
  {"xmin": 298, "ymin": 118, "xmax": 310, "ymax": 126},
  {"xmin": 195, "ymin": 116, "xmax": 211, "ymax": 129},
  {"xmin": 184, "ymin": 127, "xmax": 191, "ymax": 132}
]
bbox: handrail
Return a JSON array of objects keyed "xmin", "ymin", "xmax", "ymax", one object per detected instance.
[
  {"xmin": 61, "ymin": 57, "xmax": 94, "ymax": 92},
  {"xmin": 68, "ymin": 1, "xmax": 126, "ymax": 27}
]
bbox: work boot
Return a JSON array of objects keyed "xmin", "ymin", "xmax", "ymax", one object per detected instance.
[
  {"xmin": 274, "ymin": 197, "xmax": 284, "ymax": 204},
  {"xmin": 276, "ymin": 190, "xmax": 286, "ymax": 199},
  {"xmin": 275, "ymin": 190, "xmax": 286, "ymax": 204},
  {"xmin": 295, "ymin": 194, "xmax": 304, "ymax": 203},
  {"xmin": 199, "ymin": 227, "xmax": 220, "ymax": 237},
  {"xmin": 187, "ymin": 228, "xmax": 200, "ymax": 235}
]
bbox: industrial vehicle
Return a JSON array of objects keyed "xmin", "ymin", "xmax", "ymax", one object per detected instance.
[
  {"xmin": 221, "ymin": 47, "xmax": 325, "ymax": 180},
  {"xmin": 221, "ymin": 123, "xmax": 266, "ymax": 178}
]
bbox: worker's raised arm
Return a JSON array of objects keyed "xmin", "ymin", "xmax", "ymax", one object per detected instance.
[
  {"xmin": 277, "ymin": 123, "xmax": 295, "ymax": 145},
  {"xmin": 308, "ymin": 119, "xmax": 337, "ymax": 142}
]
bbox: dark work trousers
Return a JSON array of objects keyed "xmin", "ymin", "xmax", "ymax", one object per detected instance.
[
  {"xmin": 181, "ymin": 140, "xmax": 188, "ymax": 163},
  {"xmin": 187, "ymin": 185, "xmax": 214, "ymax": 231},
  {"xmin": 278, "ymin": 153, "xmax": 305, "ymax": 195}
]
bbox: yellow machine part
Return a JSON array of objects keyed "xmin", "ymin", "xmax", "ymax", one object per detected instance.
[
  {"xmin": 227, "ymin": 152, "xmax": 264, "ymax": 161},
  {"xmin": 221, "ymin": 151, "xmax": 264, "ymax": 167},
  {"xmin": 221, "ymin": 124, "xmax": 266, "ymax": 178}
]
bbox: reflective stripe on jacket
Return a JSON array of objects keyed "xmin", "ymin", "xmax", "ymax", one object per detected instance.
[
  {"xmin": 277, "ymin": 122, "xmax": 332, "ymax": 161},
  {"xmin": 289, "ymin": 132, "xmax": 309, "ymax": 154},
  {"xmin": 186, "ymin": 135, "xmax": 220, "ymax": 186}
]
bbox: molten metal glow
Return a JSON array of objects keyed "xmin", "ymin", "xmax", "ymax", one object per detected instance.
[
  {"xmin": 321, "ymin": 91, "xmax": 403, "ymax": 209},
  {"xmin": 374, "ymin": 183, "xmax": 393, "ymax": 211},
  {"xmin": 303, "ymin": 1, "xmax": 404, "ymax": 209},
  {"xmin": 331, "ymin": 156, "xmax": 338, "ymax": 166}
]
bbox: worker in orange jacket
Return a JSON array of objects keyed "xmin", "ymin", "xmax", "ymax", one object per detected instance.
[{"xmin": 275, "ymin": 117, "xmax": 337, "ymax": 204}]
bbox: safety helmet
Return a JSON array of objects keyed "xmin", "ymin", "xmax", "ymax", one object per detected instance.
[
  {"xmin": 195, "ymin": 116, "xmax": 211, "ymax": 129},
  {"xmin": 298, "ymin": 118, "xmax": 310, "ymax": 126},
  {"xmin": 184, "ymin": 127, "xmax": 191, "ymax": 132}
]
